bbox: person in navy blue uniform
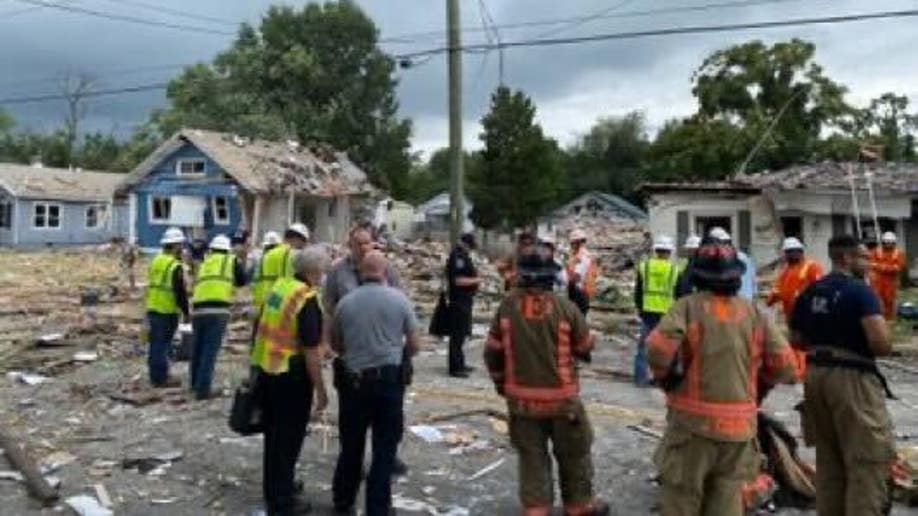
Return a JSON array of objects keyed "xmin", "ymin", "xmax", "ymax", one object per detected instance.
[{"xmin": 790, "ymin": 235, "xmax": 894, "ymax": 515}]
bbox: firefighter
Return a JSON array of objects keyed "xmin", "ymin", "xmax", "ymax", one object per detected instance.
[
  {"xmin": 647, "ymin": 237, "xmax": 798, "ymax": 515},
  {"xmin": 484, "ymin": 250, "xmax": 609, "ymax": 516},
  {"xmin": 634, "ymin": 235, "xmax": 677, "ymax": 386},
  {"xmin": 791, "ymin": 235, "xmax": 894, "ymax": 515},
  {"xmin": 870, "ymin": 231, "xmax": 906, "ymax": 320},
  {"xmin": 766, "ymin": 237, "xmax": 824, "ymax": 320},
  {"xmin": 566, "ymin": 229, "xmax": 598, "ymax": 316}
]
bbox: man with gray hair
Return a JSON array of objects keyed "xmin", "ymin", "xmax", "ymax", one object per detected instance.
[
  {"xmin": 251, "ymin": 247, "xmax": 329, "ymax": 515},
  {"xmin": 331, "ymin": 250, "xmax": 420, "ymax": 516}
]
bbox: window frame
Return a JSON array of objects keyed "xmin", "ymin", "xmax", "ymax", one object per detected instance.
[
  {"xmin": 0, "ymin": 200, "xmax": 11, "ymax": 229},
  {"xmin": 149, "ymin": 196, "xmax": 172, "ymax": 225},
  {"xmin": 85, "ymin": 203, "xmax": 107, "ymax": 230},
  {"xmin": 212, "ymin": 196, "xmax": 230, "ymax": 225},
  {"xmin": 175, "ymin": 158, "xmax": 207, "ymax": 177},
  {"xmin": 32, "ymin": 202, "xmax": 61, "ymax": 230}
]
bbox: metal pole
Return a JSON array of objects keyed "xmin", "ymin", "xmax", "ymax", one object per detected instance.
[
  {"xmin": 447, "ymin": 0, "xmax": 464, "ymax": 244},
  {"xmin": 846, "ymin": 163, "xmax": 863, "ymax": 238},
  {"xmin": 864, "ymin": 166, "xmax": 882, "ymax": 244}
]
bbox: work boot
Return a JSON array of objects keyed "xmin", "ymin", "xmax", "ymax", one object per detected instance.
[
  {"xmin": 152, "ymin": 376, "xmax": 181, "ymax": 388},
  {"xmin": 393, "ymin": 457, "xmax": 409, "ymax": 476},
  {"xmin": 461, "ymin": 365, "xmax": 476, "ymax": 373}
]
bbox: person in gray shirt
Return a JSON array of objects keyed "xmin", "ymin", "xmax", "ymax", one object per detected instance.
[{"xmin": 330, "ymin": 251, "xmax": 420, "ymax": 516}]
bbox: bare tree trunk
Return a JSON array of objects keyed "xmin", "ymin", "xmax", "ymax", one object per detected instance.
[
  {"xmin": 0, "ymin": 426, "xmax": 59, "ymax": 505},
  {"xmin": 59, "ymin": 72, "xmax": 95, "ymax": 168}
]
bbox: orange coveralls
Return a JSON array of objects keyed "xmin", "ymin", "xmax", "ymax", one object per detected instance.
[
  {"xmin": 766, "ymin": 259, "xmax": 824, "ymax": 319},
  {"xmin": 870, "ymin": 247, "xmax": 906, "ymax": 320}
]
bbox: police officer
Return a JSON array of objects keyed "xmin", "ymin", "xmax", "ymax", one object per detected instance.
[
  {"xmin": 484, "ymin": 250, "xmax": 609, "ymax": 516},
  {"xmin": 145, "ymin": 227, "xmax": 190, "ymax": 387},
  {"xmin": 648, "ymin": 237, "xmax": 798, "ymax": 515},
  {"xmin": 446, "ymin": 233, "xmax": 480, "ymax": 378},
  {"xmin": 791, "ymin": 235, "xmax": 894, "ymax": 515},
  {"xmin": 634, "ymin": 235, "xmax": 677, "ymax": 386}
]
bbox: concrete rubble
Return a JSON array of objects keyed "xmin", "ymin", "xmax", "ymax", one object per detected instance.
[{"xmin": 0, "ymin": 247, "xmax": 917, "ymax": 515}]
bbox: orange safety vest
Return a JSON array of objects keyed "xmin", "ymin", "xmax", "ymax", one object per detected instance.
[
  {"xmin": 486, "ymin": 291, "xmax": 593, "ymax": 417},
  {"xmin": 768, "ymin": 259, "xmax": 823, "ymax": 317},
  {"xmin": 565, "ymin": 248, "xmax": 599, "ymax": 298}
]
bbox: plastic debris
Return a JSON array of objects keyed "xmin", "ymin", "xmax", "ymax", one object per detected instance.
[
  {"xmin": 65, "ymin": 494, "xmax": 113, "ymax": 516},
  {"xmin": 409, "ymin": 425, "xmax": 445, "ymax": 444},
  {"xmin": 467, "ymin": 458, "xmax": 505, "ymax": 481}
]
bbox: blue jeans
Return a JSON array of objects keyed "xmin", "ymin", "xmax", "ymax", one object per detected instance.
[
  {"xmin": 147, "ymin": 312, "xmax": 179, "ymax": 386},
  {"xmin": 332, "ymin": 371, "xmax": 405, "ymax": 515},
  {"xmin": 190, "ymin": 313, "xmax": 229, "ymax": 397},
  {"xmin": 635, "ymin": 313, "xmax": 662, "ymax": 386}
]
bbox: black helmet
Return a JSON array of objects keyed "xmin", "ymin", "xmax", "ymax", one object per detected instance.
[
  {"xmin": 691, "ymin": 237, "xmax": 746, "ymax": 293},
  {"xmin": 516, "ymin": 250, "xmax": 560, "ymax": 284}
]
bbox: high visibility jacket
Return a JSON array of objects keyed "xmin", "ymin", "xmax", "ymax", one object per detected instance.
[
  {"xmin": 251, "ymin": 277, "xmax": 318, "ymax": 375},
  {"xmin": 254, "ymin": 244, "xmax": 293, "ymax": 310},
  {"xmin": 484, "ymin": 289, "xmax": 594, "ymax": 417},
  {"xmin": 192, "ymin": 252, "xmax": 236, "ymax": 305},
  {"xmin": 146, "ymin": 253, "xmax": 181, "ymax": 314},
  {"xmin": 766, "ymin": 259, "xmax": 823, "ymax": 317},
  {"xmin": 565, "ymin": 248, "xmax": 599, "ymax": 298},
  {"xmin": 647, "ymin": 292, "xmax": 798, "ymax": 441},
  {"xmin": 640, "ymin": 258, "xmax": 678, "ymax": 314}
]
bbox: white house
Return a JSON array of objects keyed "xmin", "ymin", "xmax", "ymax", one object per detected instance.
[
  {"xmin": 373, "ymin": 197, "xmax": 416, "ymax": 240},
  {"xmin": 642, "ymin": 162, "xmax": 918, "ymax": 271}
]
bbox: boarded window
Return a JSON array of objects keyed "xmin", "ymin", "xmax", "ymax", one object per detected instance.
[
  {"xmin": 0, "ymin": 201, "xmax": 11, "ymax": 229},
  {"xmin": 213, "ymin": 196, "xmax": 230, "ymax": 224},
  {"xmin": 781, "ymin": 216, "xmax": 803, "ymax": 241},
  {"xmin": 176, "ymin": 159, "xmax": 206, "ymax": 176},
  {"xmin": 151, "ymin": 197, "xmax": 171, "ymax": 222},
  {"xmin": 85, "ymin": 204, "xmax": 107, "ymax": 229},
  {"xmin": 33, "ymin": 203, "xmax": 60, "ymax": 229}
]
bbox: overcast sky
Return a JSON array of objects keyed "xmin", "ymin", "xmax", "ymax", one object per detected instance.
[{"xmin": 1, "ymin": 0, "xmax": 917, "ymax": 156}]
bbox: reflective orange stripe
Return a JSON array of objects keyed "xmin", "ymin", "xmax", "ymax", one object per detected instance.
[
  {"xmin": 685, "ymin": 321, "xmax": 702, "ymax": 402},
  {"xmin": 557, "ymin": 321, "xmax": 573, "ymax": 387},
  {"xmin": 748, "ymin": 326, "xmax": 764, "ymax": 400},
  {"xmin": 501, "ymin": 314, "xmax": 579, "ymax": 404}
]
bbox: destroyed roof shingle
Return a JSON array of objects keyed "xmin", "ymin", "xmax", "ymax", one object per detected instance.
[
  {"xmin": 0, "ymin": 163, "xmax": 123, "ymax": 202},
  {"xmin": 120, "ymin": 129, "xmax": 374, "ymax": 197},
  {"xmin": 642, "ymin": 162, "xmax": 918, "ymax": 195}
]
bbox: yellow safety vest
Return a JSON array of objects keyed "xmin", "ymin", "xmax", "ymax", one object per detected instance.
[
  {"xmin": 254, "ymin": 244, "xmax": 293, "ymax": 310},
  {"xmin": 192, "ymin": 252, "xmax": 235, "ymax": 304},
  {"xmin": 146, "ymin": 253, "xmax": 181, "ymax": 314},
  {"xmin": 251, "ymin": 277, "xmax": 318, "ymax": 375},
  {"xmin": 641, "ymin": 258, "xmax": 677, "ymax": 314}
]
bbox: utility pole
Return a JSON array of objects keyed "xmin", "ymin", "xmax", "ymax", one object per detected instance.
[{"xmin": 447, "ymin": 0, "xmax": 464, "ymax": 244}]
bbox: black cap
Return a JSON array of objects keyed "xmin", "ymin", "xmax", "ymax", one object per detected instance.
[
  {"xmin": 516, "ymin": 251, "xmax": 561, "ymax": 281},
  {"xmin": 692, "ymin": 239, "xmax": 745, "ymax": 284}
]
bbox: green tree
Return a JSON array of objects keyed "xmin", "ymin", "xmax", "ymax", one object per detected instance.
[
  {"xmin": 691, "ymin": 38, "xmax": 850, "ymax": 172},
  {"xmin": 858, "ymin": 93, "xmax": 916, "ymax": 161},
  {"xmin": 154, "ymin": 2, "xmax": 413, "ymax": 195},
  {"xmin": 469, "ymin": 86, "xmax": 563, "ymax": 229},
  {"xmin": 647, "ymin": 116, "xmax": 748, "ymax": 182},
  {"xmin": 565, "ymin": 112, "xmax": 650, "ymax": 201}
]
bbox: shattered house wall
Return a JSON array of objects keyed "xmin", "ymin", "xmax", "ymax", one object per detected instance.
[{"xmin": 648, "ymin": 191, "xmax": 752, "ymax": 249}]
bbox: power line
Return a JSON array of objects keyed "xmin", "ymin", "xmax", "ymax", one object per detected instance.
[
  {"xmin": 13, "ymin": 0, "xmax": 236, "ymax": 36},
  {"xmin": 0, "ymin": 82, "xmax": 168, "ymax": 105},
  {"xmin": 532, "ymin": 0, "xmax": 636, "ymax": 40},
  {"xmin": 93, "ymin": 0, "xmax": 239, "ymax": 27},
  {"xmin": 0, "ymin": 63, "xmax": 187, "ymax": 92},
  {"xmin": 394, "ymin": 8, "xmax": 918, "ymax": 60},
  {"xmin": 382, "ymin": 0, "xmax": 804, "ymax": 45}
]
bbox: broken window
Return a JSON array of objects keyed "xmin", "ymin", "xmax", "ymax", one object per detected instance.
[
  {"xmin": 85, "ymin": 204, "xmax": 107, "ymax": 229},
  {"xmin": 213, "ymin": 196, "xmax": 230, "ymax": 225},
  {"xmin": 33, "ymin": 203, "xmax": 60, "ymax": 229},
  {"xmin": 781, "ymin": 216, "xmax": 803, "ymax": 241},
  {"xmin": 176, "ymin": 159, "xmax": 206, "ymax": 176},
  {"xmin": 0, "ymin": 201, "xmax": 11, "ymax": 229},
  {"xmin": 151, "ymin": 197, "xmax": 171, "ymax": 223}
]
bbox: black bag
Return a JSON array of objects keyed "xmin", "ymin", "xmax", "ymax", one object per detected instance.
[
  {"xmin": 228, "ymin": 371, "xmax": 264, "ymax": 435},
  {"xmin": 429, "ymin": 291, "xmax": 451, "ymax": 337}
]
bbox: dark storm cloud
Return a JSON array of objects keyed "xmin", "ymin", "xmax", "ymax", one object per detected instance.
[{"xmin": 0, "ymin": 0, "xmax": 916, "ymax": 152}]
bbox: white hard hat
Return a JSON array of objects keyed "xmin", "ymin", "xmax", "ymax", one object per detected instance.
[
  {"xmin": 262, "ymin": 231, "xmax": 281, "ymax": 247},
  {"xmin": 684, "ymin": 235, "xmax": 701, "ymax": 250},
  {"xmin": 882, "ymin": 231, "xmax": 897, "ymax": 244},
  {"xmin": 653, "ymin": 235, "xmax": 675, "ymax": 252},
  {"xmin": 160, "ymin": 227, "xmax": 186, "ymax": 245},
  {"xmin": 709, "ymin": 227, "xmax": 732, "ymax": 243},
  {"xmin": 540, "ymin": 235, "xmax": 557, "ymax": 246},
  {"xmin": 209, "ymin": 234, "xmax": 232, "ymax": 251},
  {"xmin": 287, "ymin": 223, "xmax": 310, "ymax": 240},
  {"xmin": 569, "ymin": 229, "xmax": 587, "ymax": 242},
  {"xmin": 782, "ymin": 237, "xmax": 805, "ymax": 252}
]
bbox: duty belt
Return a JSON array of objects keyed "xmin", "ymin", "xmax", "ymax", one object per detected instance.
[{"xmin": 807, "ymin": 350, "xmax": 897, "ymax": 400}]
